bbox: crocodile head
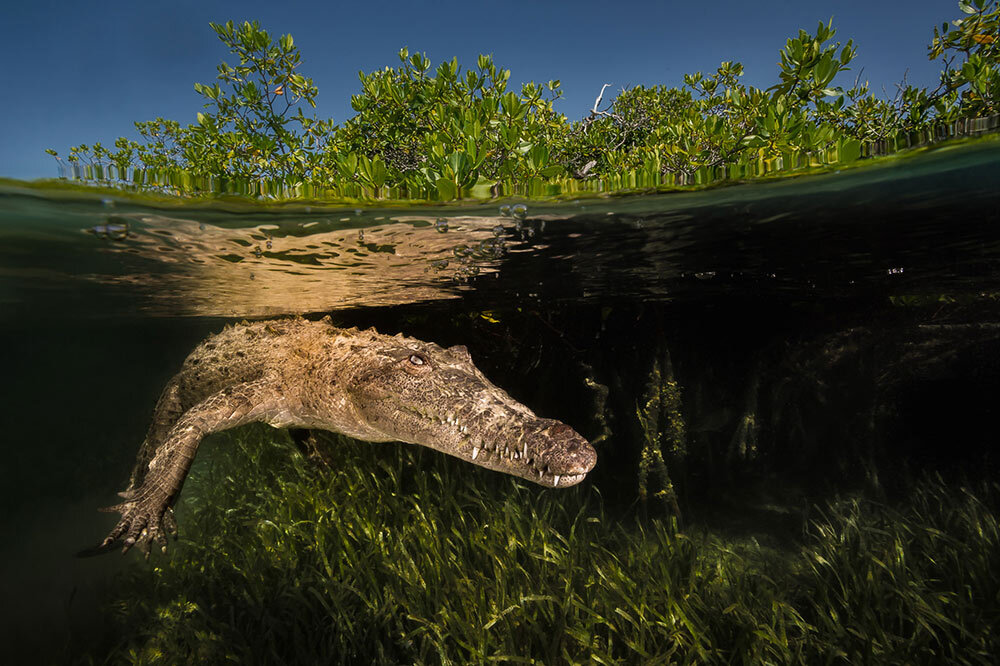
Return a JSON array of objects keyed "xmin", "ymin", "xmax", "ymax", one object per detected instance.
[{"xmin": 346, "ymin": 335, "xmax": 596, "ymax": 487}]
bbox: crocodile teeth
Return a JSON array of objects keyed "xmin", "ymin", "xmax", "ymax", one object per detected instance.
[
  {"xmin": 471, "ymin": 447, "xmax": 480, "ymax": 460},
  {"xmin": 553, "ymin": 475, "xmax": 561, "ymax": 486},
  {"xmin": 522, "ymin": 442, "xmax": 528, "ymax": 458}
]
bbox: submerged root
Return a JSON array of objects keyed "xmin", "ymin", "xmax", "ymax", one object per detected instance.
[{"xmin": 637, "ymin": 343, "xmax": 686, "ymax": 520}]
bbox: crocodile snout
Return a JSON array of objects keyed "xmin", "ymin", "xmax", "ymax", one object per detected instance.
[{"xmin": 545, "ymin": 423, "xmax": 596, "ymax": 475}]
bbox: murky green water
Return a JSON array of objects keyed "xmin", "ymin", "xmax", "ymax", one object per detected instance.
[{"xmin": 2, "ymin": 138, "xmax": 999, "ymax": 661}]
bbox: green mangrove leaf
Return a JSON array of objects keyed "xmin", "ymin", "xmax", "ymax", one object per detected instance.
[{"xmin": 435, "ymin": 177, "xmax": 456, "ymax": 201}]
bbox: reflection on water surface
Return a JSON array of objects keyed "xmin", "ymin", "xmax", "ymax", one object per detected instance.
[
  {"xmin": 0, "ymin": 137, "xmax": 998, "ymax": 321},
  {"xmin": 82, "ymin": 211, "xmax": 517, "ymax": 315}
]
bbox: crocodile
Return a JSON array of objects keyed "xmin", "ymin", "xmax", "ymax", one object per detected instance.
[{"xmin": 95, "ymin": 316, "xmax": 596, "ymax": 556}]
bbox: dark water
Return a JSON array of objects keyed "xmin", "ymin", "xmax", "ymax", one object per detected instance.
[{"xmin": 1, "ymin": 137, "xmax": 998, "ymax": 660}]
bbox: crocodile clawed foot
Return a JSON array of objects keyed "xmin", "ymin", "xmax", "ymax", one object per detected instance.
[{"xmin": 98, "ymin": 489, "xmax": 173, "ymax": 556}]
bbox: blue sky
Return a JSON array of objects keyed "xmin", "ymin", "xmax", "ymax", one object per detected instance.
[{"xmin": 0, "ymin": 0, "xmax": 960, "ymax": 179}]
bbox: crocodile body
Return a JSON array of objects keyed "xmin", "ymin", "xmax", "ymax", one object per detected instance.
[{"xmin": 98, "ymin": 317, "xmax": 596, "ymax": 555}]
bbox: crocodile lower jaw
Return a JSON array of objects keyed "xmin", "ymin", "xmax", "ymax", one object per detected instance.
[
  {"xmin": 545, "ymin": 472, "xmax": 587, "ymax": 488},
  {"xmin": 464, "ymin": 441, "xmax": 588, "ymax": 487}
]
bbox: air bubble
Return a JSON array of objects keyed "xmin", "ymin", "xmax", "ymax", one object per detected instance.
[
  {"xmin": 511, "ymin": 204, "xmax": 528, "ymax": 220},
  {"xmin": 435, "ymin": 219, "xmax": 449, "ymax": 233},
  {"xmin": 89, "ymin": 218, "xmax": 129, "ymax": 241}
]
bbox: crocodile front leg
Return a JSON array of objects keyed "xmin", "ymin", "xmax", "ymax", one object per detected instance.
[{"xmin": 100, "ymin": 379, "xmax": 281, "ymax": 557}]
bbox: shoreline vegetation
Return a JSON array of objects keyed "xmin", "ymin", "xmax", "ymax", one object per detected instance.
[{"xmin": 47, "ymin": 1, "xmax": 998, "ymax": 202}]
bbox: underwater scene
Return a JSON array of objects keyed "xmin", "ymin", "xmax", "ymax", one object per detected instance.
[{"xmin": 1, "ymin": 135, "xmax": 999, "ymax": 663}]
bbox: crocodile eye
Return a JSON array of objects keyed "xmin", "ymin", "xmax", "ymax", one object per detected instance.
[{"xmin": 409, "ymin": 354, "xmax": 426, "ymax": 366}]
